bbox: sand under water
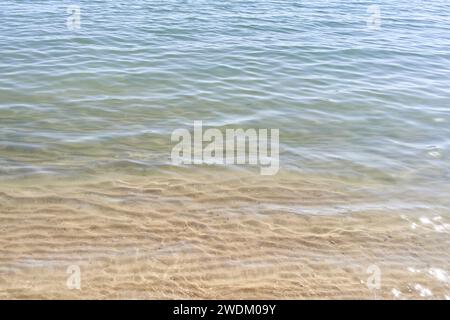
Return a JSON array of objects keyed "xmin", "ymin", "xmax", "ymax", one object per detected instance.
[
  {"xmin": 1, "ymin": 0, "xmax": 450, "ymax": 299},
  {"xmin": 0, "ymin": 168, "xmax": 448, "ymax": 299}
]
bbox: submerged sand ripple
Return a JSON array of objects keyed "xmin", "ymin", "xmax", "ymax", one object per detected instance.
[{"xmin": 0, "ymin": 170, "xmax": 448, "ymax": 299}]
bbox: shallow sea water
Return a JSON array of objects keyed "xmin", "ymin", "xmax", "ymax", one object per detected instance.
[{"xmin": 0, "ymin": 1, "xmax": 449, "ymax": 299}]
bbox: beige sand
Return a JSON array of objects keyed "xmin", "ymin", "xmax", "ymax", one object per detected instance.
[{"xmin": 0, "ymin": 168, "xmax": 448, "ymax": 299}]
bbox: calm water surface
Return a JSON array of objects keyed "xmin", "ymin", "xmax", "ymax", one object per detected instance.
[
  {"xmin": 1, "ymin": 0, "xmax": 450, "ymax": 198},
  {"xmin": 1, "ymin": 0, "xmax": 450, "ymax": 300}
]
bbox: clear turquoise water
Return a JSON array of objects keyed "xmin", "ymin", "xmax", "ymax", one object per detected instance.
[{"xmin": 0, "ymin": 1, "xmax": 449, "ymax": 198}]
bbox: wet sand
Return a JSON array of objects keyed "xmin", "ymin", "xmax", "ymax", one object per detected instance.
[{"xmin": 0, "ymin": 169, "xmax": 449, "ymax": 299}]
